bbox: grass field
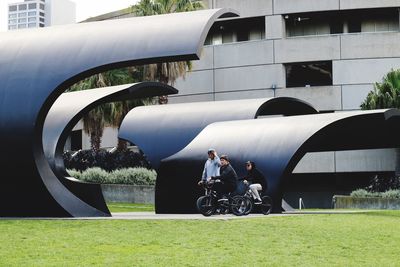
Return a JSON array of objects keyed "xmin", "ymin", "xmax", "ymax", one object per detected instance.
[{"xmin": 0, "ymin": 210, "xmax": 399, "ymax": 266}]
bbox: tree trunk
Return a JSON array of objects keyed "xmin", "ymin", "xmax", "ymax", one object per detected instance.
[
  {"xmin": 117, "ymin": 138, "xmax": 128, "ymax": 152},
  {"xmin": 395, "ymin": 148, "xmax": 400, "ymax": 177},
  {"xmin": 90, "ymin": 132, "xmax": 101, "ymax": 152}
]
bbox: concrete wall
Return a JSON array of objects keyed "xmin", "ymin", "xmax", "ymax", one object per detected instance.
[
  {"xmin": 293, "ymin": 149, "xmax": 396, "ymax": 173},
  {"xmin": 273, "ymin": 0, "xmax": 339, "ymax": 14},
  {"xmin": 215, "ymin": 64, "xmax": 285, "ymax": 92},
  {"xmin": 275, "ymin": 36, "xmax": 341, "ymax": 63},
  {"xmin": 341, "ymin": 32, "xmax": 400, "ymax": 59},
  {"xmin": 334, "ymin": 195, "xmax": 400, "ymax": 210},
  {"xmin": 275, "ymin": 86, "xmax": 342, "ymax": 111},
  {"xmin": 333, "ymin": 58, "xmax": 400, "ymax": 85},
  {"xmin": 101, "ymin": 184, "xmax": 155, "ymax": 204},
  {"xmin": 339, "ymin": 0, "xmax": 400, "ymax": 10},
  {"xmin": 210, "ymin": 0, "xmax": 273, "ymax": 17},
  {"xmin": 214, "ymin": 40, "xmax": 274, "ymax": 68}
]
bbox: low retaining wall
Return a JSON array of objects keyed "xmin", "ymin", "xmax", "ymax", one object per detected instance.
[
  {"xmin": 101, "ymin": 184, "xmax": 155, "ymax": 204},
  {"xmin": 333, "ymin": 195, "xmax": 400, "ymax": 210}
]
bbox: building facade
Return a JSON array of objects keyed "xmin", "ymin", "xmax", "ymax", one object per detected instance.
[
  {"xmin": 168, "ymin": 0, "xmax": 400, "ymax": 207},
  {"xmin": 8, "ymin": 0, "xmax": 76, "ymax": 30}
]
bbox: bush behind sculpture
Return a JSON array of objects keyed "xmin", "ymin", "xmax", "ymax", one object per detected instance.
[
  {"xmin": 350, "ymin": 188, "xmax": 400, "ymax": 198},
  {"xmin": 63, "ymin": 149, "xmax": 151, "ymax": 172},
  {"xmin": 67, "ymin": 167, "xmax": 156, "ymax": 185}
]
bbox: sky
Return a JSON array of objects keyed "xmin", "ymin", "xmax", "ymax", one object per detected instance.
[{"xmin": 0, "ymin": 0, "xmax": 139, "ymax": 32}]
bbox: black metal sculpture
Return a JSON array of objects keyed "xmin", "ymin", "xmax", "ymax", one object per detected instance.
[
  {"xmin": 119, "ymin": 97, "xmax": 317, "ymax": 169},
  {"xmin": 118, "ymin": 97, "xmax": 318, "ymax": 213},
  {"xmin": 43, "ymin": 83, "xmax": 177, "ymax": 215},
  {"xmin": 155, "ymin": 109, "xmax": 400, "ymax": 213},
  {"xmin": 0, "ymin": 9, "xmax": 237, "ymax": 217}
]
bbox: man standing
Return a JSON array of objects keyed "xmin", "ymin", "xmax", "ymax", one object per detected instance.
[{"xmin": 199, "ymin": 148, "xmax": 221, "ymax": 183}]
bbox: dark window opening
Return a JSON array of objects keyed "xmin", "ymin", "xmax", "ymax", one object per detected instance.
[
  {"xmin": 286, "ymin": 61, "xmax": 332, "ymax": 88},
  {"xmin": 70, "ymin": 130, "xmax": 82, "ymax": 151},
  {"xmin": 348, "ymin": 18, "xmax": 361, "ymax": 33},
  {"xmin": 285, "ymin": 7, "xmax": 399, "ymax": 37},
  {"xmin": 205, "ymin": 16, "xmax": 265, "ymax": 45}
]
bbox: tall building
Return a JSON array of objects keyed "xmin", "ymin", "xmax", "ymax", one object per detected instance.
[{"xmin": 8, "ymin": 0, "xmax": 76, "ymax": 31}]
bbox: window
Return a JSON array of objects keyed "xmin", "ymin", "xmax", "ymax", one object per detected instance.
[
  {"xmin": 9, "ymin": 14, "xmax": 17, "ymax": 19},
  {"xmin": 285, "ymin": 8, "xmax": 399, "ymax": 37},
  {"xmin": 18, "ymin": 24, "xmax": 27, "ymax": 29},
  {"xmin": 39, "ymin": 18, "xmax": 44, "ymax": 22},
  {"xmin": 39, "ymin": 23, "xmax": 45, "ymax": 27},
  {"xmin": 28, "ymin": 17, "xmax": 36, "ymax": 22},
  {"xmin": 29, "ymin": 3, "xmax": 37, "ymax": 10},
  {"xmin": 285, "ymin": 61, "xmax": 332, "ymax": 88},
  {"xmin": 8, "ymin": 25, "xmax": 17, "ymax": 30},
  {"xmin": 18, "ymin": 18, "xmax": 27, "ymax": 23},
  {"xmin": 18, "ymin": 13, "xmax": 27, "ymax": 17},
  {"xmin": 18, "ymin": 4, "xmax": 27, "ymax": 11},
  {"xmin": 39, "ymin": 3, "xmax": 45, "ymax": 10},
  {"xmin": 8, "ymin": 19, "xmax": 17, "ymax": 24},
  {"xmin": 28, "ymin": 11, "xmax": 36, "ymax": 16},
  {"xmin": 9, "ymin": 6, "xmax": 17, "ymax": 12},
  {"xmin": 28, "ymin": 23, "xmax": 37, "ymax": 28},
  {"xmin": 39, "ymin": 12, "xmax": 45, "ymax": 17},
  {"xmin": 205, "ymin": 16, "xmax": 265, "ymax": 45}
]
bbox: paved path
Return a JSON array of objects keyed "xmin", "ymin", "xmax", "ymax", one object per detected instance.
[{"xmin": 1, "ymin": 210, "xmax": 364, "ymax": 220}]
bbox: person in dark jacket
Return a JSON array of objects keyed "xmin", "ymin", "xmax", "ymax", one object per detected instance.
[
  {"xmin": 243, "ymin": 161, "xmax": 267, "ymax": 204},
  {"xmin": 210, "ymin": 155, "xmax": 238, "ymax": 197}
]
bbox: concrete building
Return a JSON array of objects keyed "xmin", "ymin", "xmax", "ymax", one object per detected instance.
[
  {"xmin": 8, "ymin": 0, "xmax": 76, "ymax": 30},
  {"xmin": 69, "ymin": 1, "xmax": 400, "ymax": 207},
  {"xmin": 169, "ymin": 0, "xmax": 400, "ymax": 207}
]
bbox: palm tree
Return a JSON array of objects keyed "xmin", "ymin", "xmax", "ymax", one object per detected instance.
[
  {"xmin": 68, "ymin": 67, "xmax": 150, "ymax": 152},
  {"xmin": 131, "ymin": 0, "xmax": 204, "ymax": 104},
  {"xmin": 360, "ymin": 68, "xmax": 400, "ymax": 177}
]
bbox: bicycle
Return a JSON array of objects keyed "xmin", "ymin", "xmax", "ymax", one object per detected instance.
[
  {"xmin": 196, "ymin": 180, "xmax": 248, "ymax": 216},
  {"xmin": 241, "ymin": 181, "xmax": 273, "ymax": 215}
]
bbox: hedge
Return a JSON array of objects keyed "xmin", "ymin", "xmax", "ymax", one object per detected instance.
[
  {"xmin": 66, "ymin": 167, "xmax": 156, "ymax": 186},
  {"xmin": 63, "ymin": 149, "xmax": 151, "ymax": 172},
  {"xmin": 350, "ymin": 189, "xmax": 400, "ymax": 199}
]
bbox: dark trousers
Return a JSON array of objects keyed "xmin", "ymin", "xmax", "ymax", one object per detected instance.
[{"xmin": 213, "ymin": 182, "xmax": 236, "ymax": 197}]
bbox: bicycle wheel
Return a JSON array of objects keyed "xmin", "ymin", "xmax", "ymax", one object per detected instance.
[
  {"xmin": 196, "ymin": 196, "xmax": 216, "ymax": 216},
  {"xmin": 230, "ymin": 195, "xmax": 250, "ymax": 216},
  {"xmin": 260, "ymin": 195, "xmax": 272, "ymax": 215},
  {"xmin": 243, "ymin": 196, "xmax": 254, "ymax": 216}
]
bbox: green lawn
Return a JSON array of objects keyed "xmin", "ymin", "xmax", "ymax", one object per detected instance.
[{"xmin": 0, "ymin": 211, "xmax": 399, "ymax": 266}]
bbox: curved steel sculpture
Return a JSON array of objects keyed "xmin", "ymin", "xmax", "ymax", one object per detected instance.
[
  {"xmin": 0, "ymin": 8, "xmax": 237, "ymax": 217},
  {"xmin": 43, "ymin": 82, "xmax": 177, "ymax": 214},
  {"xmin": 156, "ymin": 109, "xmax": 400, "ymax": 213},
  {"xmin": 119, "ymin": 97, "xmax": 317, "ymax": 169}
]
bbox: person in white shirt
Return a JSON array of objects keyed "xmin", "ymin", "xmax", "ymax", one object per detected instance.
[{"xmin": 198, "ymin": 148, "xmax": 221, "ymax": 184}]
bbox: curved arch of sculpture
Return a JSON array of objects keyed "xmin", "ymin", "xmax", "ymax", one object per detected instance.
[
  {"xmin": 155, "ymin": 109, "xmax": 400, "ymax": 213},
  {"xmin": 0, "ymin": 8, "xmax": 237, "ymax": 217},
  {"xmin": 119, "ymin": 97, "xmax": 317, "ymax": 169},
  {"xmin": 43, "ymin": 82, "xmax": 177, "ymax": 214}
]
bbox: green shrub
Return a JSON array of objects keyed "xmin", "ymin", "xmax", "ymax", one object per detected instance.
[
  {"xmin": 350, "ymin": 189, "xmax": 400, "ymax": 198},
  {"xmin": 113, "ymin": 167, "xmax": 156, "ymax": 185},
  {"xmin": 381, "ymin": 189, "xmax": 400, "ymax": 199},
  {"xmin": 66, "ymin": 167, "xmax": 156, "ymax": 186},
  {"xmin": 80, "ymin": 167, "xmax": 110, "ymax": 183},
  {"xmin": 350, "ymin": 189, "xmax": 381, "ymax": 198},
  {"xmin": 66, "ymin": 169, "xmax": 82, "ymax": 180}
]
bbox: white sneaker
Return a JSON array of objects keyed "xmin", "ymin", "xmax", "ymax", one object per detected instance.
[{"xmin": 254, "ymin": 199, "xmax": 262, "ymax": 204}]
